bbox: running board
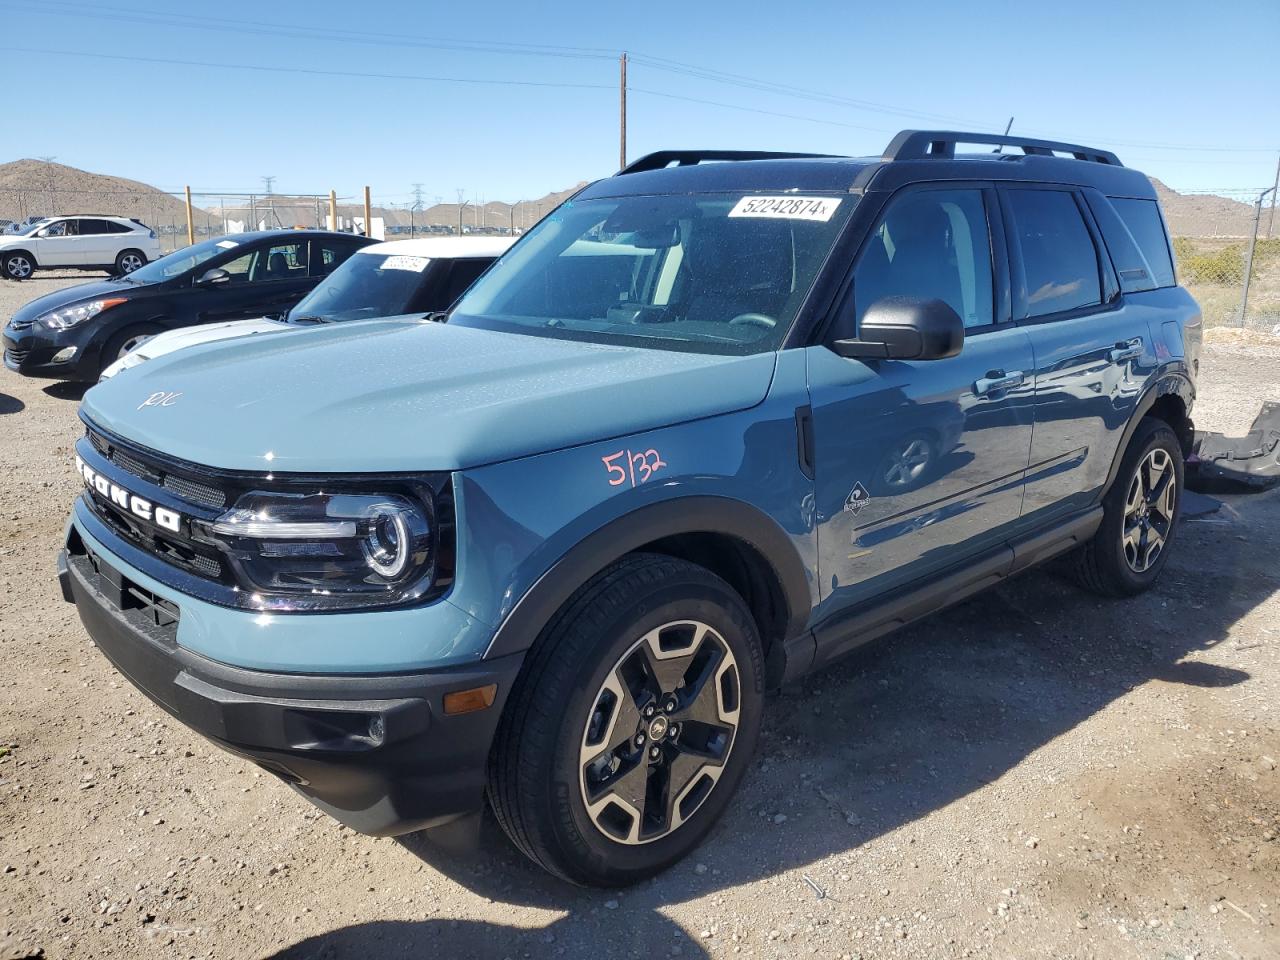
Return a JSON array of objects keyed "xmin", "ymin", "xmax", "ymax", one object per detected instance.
[{"xmin": 806, "ymin": 507, "xmax": 1102, "ymax": 672}]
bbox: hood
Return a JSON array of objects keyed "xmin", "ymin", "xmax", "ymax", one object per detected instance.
[
  {"xmin": 8, "ymin": 278, "xmax": 141, "ymax": 325},
  {"xmin": 131, "ymin": 317, "xmax": 287, "ymax": 360},
  {"xmin": 81, "ymin": 319, "xmax": 777, "ymax": 472}
]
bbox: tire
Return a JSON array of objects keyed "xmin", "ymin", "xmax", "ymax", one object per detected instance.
[
  {"xmin": 101, "ymin": 323, "xmax": 163, "ymax": 374},
  {"xmin": 115, "ymin": 249, "xmax": 146, "ymax": 275},
  {"xmin": 2, "ymin": 250, "xmax": 35, "ymax": 280},
  {"xmin": 1070, "ymin": 417, "xmax": 1184, "ymax": 597},
  {"xmin": 488, "ymin": 553, "xmax": 764, "ymax": 886}
]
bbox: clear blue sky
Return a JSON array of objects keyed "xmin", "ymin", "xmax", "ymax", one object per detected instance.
[{"xmin": 3, "ymin": 0, "xmax": 1278, "ymax": 204}]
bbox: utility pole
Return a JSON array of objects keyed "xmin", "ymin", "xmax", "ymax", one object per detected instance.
[
  {"xmin": 184, "ymin": 185, "xmax": 195, "ymax": 246},
  {"xmin": 363, "ymin": 185, "xmax": 372, "ymax": 238},
  {"xmin": 1268, "ymin": 151, "xmax": 1279, "ymax": 240},
  {"xmin": 619, "ymin": 52, "xmax": 628, "ymax": 170},
  {"xmin": 328, "ymin": 189, "xmax": 337, "ymax": 232},
  {"xmin": 37, "ymin": 156, "xmax": 56, "ymax": 213},
  {"xmin": 411, "ymin": 183, "xmax": 424, "ymax": 238},
  {"xmin": 1240, "ymin": 185, "xmax": 1277, "ymax": 327},
  {"xmin": 455, "ymin": 188, "xmax": 466, "ymax": 235}
]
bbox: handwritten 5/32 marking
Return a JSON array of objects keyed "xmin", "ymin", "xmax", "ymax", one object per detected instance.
[{"xmin": 602, "ymin": 448, "xmax": 667, "ymax": 488}]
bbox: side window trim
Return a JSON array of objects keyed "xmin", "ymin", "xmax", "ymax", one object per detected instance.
[{"xmin": 998, "ymin": 183, "xmax": 1118, "ymax": 327}]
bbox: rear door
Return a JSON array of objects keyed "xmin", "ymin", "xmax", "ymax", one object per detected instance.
[
  {"xmin": 1001, "ymin": 186, "xmax": 1155, "ymax": 522},
  {"xmin": 809, "ymin": 184, "xmax": 1036, "ymax": 611},
  {"xmin": 75, "ymin": 219, "xmax": 118, "ymax": 267}
]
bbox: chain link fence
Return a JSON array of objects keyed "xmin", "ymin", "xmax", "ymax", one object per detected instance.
[{"xmin": 1165, "ymin": 188, "xmax": 1280, "ymax": 332}]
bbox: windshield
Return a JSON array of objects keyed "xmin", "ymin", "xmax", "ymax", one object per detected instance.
[
  {"xmin": 288, "ymin": 251, "xmax": 431, "ymax": 323},
  {"xmin": 15, "ymin": 219, "xmax": 51, "ymax": 237},
  {"xmin": 125, "ymin": 237, "xmax": 241, "ymax": 283},
  {"xmin": 450, "ymin": 193, "xmax": 854, "ymax": 354}
]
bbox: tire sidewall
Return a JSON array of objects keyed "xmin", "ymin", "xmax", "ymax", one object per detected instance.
[
  {"xmin": 544, "ymin": 574, "xmax": 763, "ymax": 884},
  {"xmin": 102, "ymin": 323, "xmax": 162, "ymax": 372},
  {"xmin": 3, "ymin": 252, "xmax": 34, "ymax": 280},
  {"xmin": 116, "ymin": 249, "xmax": 145, "ymax": 275},
  {"xmin": 1099, "ymin": 420, "xmax": 1184, "ymax": 592}
]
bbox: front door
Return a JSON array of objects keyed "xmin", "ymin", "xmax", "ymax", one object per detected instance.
[
  {"xmin": 196, "ymin": 240, "xmax": 315, "ymax": 323},
  {"xmin": 809, "ymin": 185, "xmax": 1035, "ymax": 615},
  {"xmin": 33, "ymin": 219, "xmax": 83, "ymax": 266}
]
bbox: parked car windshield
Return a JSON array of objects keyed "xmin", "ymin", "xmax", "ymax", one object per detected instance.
[
  {"xmin": 124, "ymin": 237, "xmax": 239, "ymax": 283},
  {"xmin": 288, "ymin": 251, "xmax": 429, "ymax": 323},
  {"xmin": 13, "ymin": 219, "xmax": 51, "ymax": 237},
  {"xmin": 449, "ymin": 193, "xmax": 855, "ymax": 354}
]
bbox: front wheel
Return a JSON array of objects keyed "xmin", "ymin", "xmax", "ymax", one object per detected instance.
[
  {"xmin": 1070, "ymin": 417, "xmax": 1184, "ymax": 597},
  {"xmin": 488, "ymin": 553, "xmax": 764, "ymax": 886},
  {"xmin": 2, "ymin": 251, "xmax": 35, "ymax": 280}
]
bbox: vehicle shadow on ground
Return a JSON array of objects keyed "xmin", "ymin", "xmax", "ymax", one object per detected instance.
[
  {"xmin": 269, "ymin": 491, "xmax": 1277, "ymax": 959},
  {"xmin": 42, "ymin": 381, "xmax": 90, "ymax": 401},
  {"xmin": 0, "ymin": 392, "xmax": 23, "ymax": 414}
]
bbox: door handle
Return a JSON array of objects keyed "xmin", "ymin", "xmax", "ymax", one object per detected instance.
[
  {"xmin": 1109, "ymin": 342, "xmax": 1142, "ymax": 363},
  {"xmin": 974, "ymin": 370, "xmax": 1025, "ymax": 396}
]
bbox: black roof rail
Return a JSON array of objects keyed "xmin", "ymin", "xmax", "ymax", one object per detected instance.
[
  {"xmin": 619, "ymin": 149, "xmax": 842, "ymax": 175},
  {"xmin": 883, "ymin": 130, "xmax": 1122, "ymax": 167}
]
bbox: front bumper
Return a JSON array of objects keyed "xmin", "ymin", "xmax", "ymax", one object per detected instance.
[
  {"xmin": 58, "ymin": 533, "xmax": 524, "ymax": 835},
  {"xmin": 3, "ymin": 324, "xmax": 96, "ymax": 380}
]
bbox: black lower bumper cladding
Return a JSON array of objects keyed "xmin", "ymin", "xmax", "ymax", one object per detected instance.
[
  {"xmin": 1188, "ymin": 401, "xmax": 1280, "ymax": 490},
  {"xmin": 58, "ymin": 538, "xmax": 523, "ymax": 835}
]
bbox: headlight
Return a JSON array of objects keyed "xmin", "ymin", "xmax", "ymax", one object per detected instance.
[
  {"xmin": 200, "ymin": 490, "xmax": 435, "ymax": 610},
  {"xmin": 39, "ymin": 297, "xmax": 128, "ymax": 330}
]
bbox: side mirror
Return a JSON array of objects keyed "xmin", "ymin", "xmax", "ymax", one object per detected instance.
[
  {"xmin": 197, "ymin": 267, "xmax": 230, "ymax": 285},
  {"xmin": 831, "ymin": 297, "xmax": 964, "ymax": 361}
]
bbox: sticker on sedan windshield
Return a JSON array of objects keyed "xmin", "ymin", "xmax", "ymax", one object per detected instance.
[
  {"xmin": 380, "ymin": 255, "xmax": 430, "ymax": 273},
  {"xmin": 216, "ymin": 240, "xmax": 239, "ymax": 249},
  {"xmin": 729, "ymin": 196, "xmax": 841, "ymax": 222}
]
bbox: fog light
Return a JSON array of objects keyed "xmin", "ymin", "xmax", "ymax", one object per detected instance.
[{"xmin": 51, "ymin": 346, "xmax": 78, "ymax": 363}]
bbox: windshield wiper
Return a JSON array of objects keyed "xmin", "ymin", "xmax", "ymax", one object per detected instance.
[{"xmin": 289, "ymin": 314, "xmax": 328, "ymax": 324}]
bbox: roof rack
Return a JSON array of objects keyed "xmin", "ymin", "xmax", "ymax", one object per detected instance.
[
  {"xmin": 883, "ymin": 130, "xmax": 1122, "ymax": 167},
  {"xmin": 619, "ymin": 150, "xmax": 841, "ymax": 175}
]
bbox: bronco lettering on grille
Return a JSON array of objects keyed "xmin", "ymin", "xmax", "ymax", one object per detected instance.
[{"xmin": 75, "ymin": 454, "xmax": 183, "ymax": 533}]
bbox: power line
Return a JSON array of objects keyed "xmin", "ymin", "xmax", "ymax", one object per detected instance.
[{"xmin": 0, "ymin": 47, "xmax": 615, "ymax": 91}]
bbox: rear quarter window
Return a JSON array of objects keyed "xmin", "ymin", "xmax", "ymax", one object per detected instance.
[{"xmin": 1109, "ymin": 198, "xmax": 1176, "ymax": 289}]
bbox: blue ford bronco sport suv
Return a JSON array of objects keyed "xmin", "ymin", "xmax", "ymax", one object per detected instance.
[{"xmin": 59, "ymin": 130, "xmax": 1199, "ymax": 886}]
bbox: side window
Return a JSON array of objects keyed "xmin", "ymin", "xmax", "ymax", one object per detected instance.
[
  {"xmin": 253, "ymin": 242, "xmax": 307, "ymax": 281},
  {"xmin": 1006, "ymin": 190, "xmax": 1102, "ymax": 318},
  {"xmin": 311, "ymin": 241, "xmax": 359, "ymax": 277},
  {"xmin": 218, "ymin": 251, "xmax": 256, "ymax": 283},
  {"xmin": 105, "ymin": 220, "xmax": 133, "ymax": 234},
  {"xmin": 43, "ymin": 220, "xmax": 74, "ymax": 237},
  {"xmin": 440, "ymin": 258, "xmax": 492, "ymax": 305},
  {"xmin": 1109, "ymin": 198, "xmax": 1175, "ymax": 288},
  {"xmin": 854, "ymin": 189, "xmax": 994, "ymax": 329},
  {"xmin": 77, "ymin": 219, "xmax": 112, "ymax": 235}
]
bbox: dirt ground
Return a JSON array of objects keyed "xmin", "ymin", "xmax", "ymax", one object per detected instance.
[{"xmin": 1, "ymin": 274, "xmax": 1278, "ymax": 960}]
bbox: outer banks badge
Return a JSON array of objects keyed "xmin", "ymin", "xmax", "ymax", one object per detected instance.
[{"xmin": 844, "ymin": 482, "xmax": 871, "ymax": 516}]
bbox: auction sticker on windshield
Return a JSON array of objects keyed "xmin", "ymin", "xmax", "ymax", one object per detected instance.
[
  {"xmin": 380, "ymin": 255, "xmax": 430, "ymax": 272},
  {"xmin": 729, "ymin": 196, "xmax": 841, "ymax": 221}
]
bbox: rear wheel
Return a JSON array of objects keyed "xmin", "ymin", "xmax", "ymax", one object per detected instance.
[
  {"xmin": 488, "ymin": 553, "xmax": 764, "ymax": 886},
  {"xmin": 115, "ymin": 249, "xmax": 146, "ymax": 275},
  {"xmin": 2, "ymin": 250, "xmax": 34, "ymax": 280},
  {"xmin": 1070, "ymin": 418, "xmax": 1183, "ymax": 597}
]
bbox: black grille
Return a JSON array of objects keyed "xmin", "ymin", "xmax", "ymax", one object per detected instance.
[
  {"xmin": 163, "ymin": 473, "xmax": 226, "ymax": 509},
  {"xmin": 4, "ymin": 347, "xmax": 30, "ymax": 365},
  {"xmin": 86, "ymin": 426, "xmax": 226, "ymax": 509}
]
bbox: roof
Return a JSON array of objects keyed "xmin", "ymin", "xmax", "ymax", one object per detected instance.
[
  {"xmin": 211, "ymin": 228, "xmax": 372, "ymax": 243},
  {"xmin": 356, "ymin": 236, "xmax": 516, "ymax": 258},
  {"xmin": 581, "ymin": 130, "xmax": 1157, "ymax": 202}
]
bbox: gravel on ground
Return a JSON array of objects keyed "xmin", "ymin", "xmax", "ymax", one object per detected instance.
[{"xmin": 2, "ymin": 276, "xmax": 1278, "ymax": 959}]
